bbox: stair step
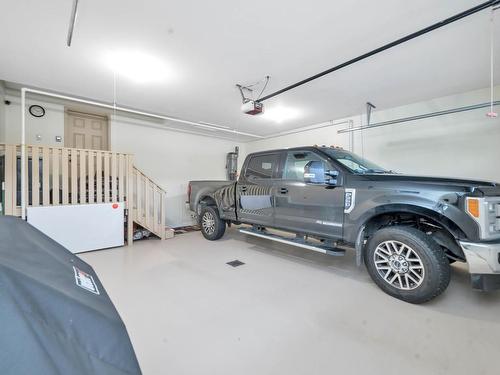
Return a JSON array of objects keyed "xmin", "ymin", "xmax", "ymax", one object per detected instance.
[{"xmin": 239, "ymin": 228, "xmax": 345, "ymax": 256}]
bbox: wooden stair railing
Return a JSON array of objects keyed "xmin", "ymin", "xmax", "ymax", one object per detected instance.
[
  {"xmin": 0, "ymin": 143, "xmax": 167, "ymax": 242},
  {"xmin": 131, "ymin": 166, "xmax": 166, "ymax": 240}
]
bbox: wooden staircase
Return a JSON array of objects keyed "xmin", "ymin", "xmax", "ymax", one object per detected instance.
[
  {"xmin": 130, "ymin": 166, "xmax": 167, "ymax": 239},
  {"xmin": 0, "ymin": 143, "xmax": 167, "ymax": 243}
]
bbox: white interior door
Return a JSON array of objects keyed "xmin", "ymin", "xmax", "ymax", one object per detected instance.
[{"xmin": 65, "ymin": 110, "xmax": 109, "ymax": 150}]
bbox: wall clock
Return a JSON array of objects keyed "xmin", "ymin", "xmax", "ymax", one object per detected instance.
[{"xmin": 29, "ymin": 105, "xmax": 45, "ymax": 118}]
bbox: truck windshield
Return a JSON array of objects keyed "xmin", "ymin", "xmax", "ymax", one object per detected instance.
[{"xmin": 320, "ymin": 148, "xmax": 391, "ymax": 174}]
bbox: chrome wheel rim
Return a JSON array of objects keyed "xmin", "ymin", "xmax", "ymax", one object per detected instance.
[
  {"xmin": 202, "ymin": 212, "xmax": 216, "ymax": 235},
  {"xmin": 373, "ymin": 240, "xmax": 425, "ymax": 290}
]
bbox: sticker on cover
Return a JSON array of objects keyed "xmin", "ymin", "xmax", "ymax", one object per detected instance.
[{"xmin": 73, "ymin": 266, "xmax": 100, "ymax": 295}]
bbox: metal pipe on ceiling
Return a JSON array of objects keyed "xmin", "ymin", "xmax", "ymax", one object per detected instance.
[
  {"xmin": 337, "ymin": 101, "xmax": 500, "ymax": 134},
  {"xmin": 261, "ymin": 119, "xmax": 352, "ymax": 139},
  {"xmin": 21, "ymin": 88, "xmax": 261, "ymax": 138},
  {"xmin": 257, "ymin": 0, "xmax": 500, "ymax": 103}
]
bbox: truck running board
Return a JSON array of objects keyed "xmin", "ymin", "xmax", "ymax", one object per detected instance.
[{"xmin": 239, "ymin": 228, "xmax": 345, "ymax": 256}]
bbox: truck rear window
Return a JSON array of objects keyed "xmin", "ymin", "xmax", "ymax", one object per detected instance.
[{"xmin": 245, "ymin": 154, "xmax": 279, "ymax": 179}]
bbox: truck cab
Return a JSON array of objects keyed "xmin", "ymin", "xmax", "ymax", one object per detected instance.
[{"xmin": 237, "ymin": 147, "xmax": 345, "ymax": 238}]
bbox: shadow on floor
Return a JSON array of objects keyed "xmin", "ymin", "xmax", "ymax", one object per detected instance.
[{"xmin": 222, "ymin": 227, "xmax": 500, "ymax": 322}]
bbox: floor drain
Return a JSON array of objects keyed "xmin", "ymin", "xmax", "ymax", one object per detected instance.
[{"xmin": 226, "ymin": 260, "xmax": 245, "ymax": 267}]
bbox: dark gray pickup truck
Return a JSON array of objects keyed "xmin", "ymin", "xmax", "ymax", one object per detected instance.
[{"xmin": 188, "ymin": 146, "xmax": 500, "ymax": 303}]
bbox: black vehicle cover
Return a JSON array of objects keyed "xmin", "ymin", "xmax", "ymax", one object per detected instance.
[{"xmin": 0, "ymin": 216, "xmax": 141, "ymax": 375}]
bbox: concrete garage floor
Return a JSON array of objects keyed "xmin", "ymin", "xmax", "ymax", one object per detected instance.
[{"xmin": 81, "ymin": 227, "xmax": 500, "ymax": 375}]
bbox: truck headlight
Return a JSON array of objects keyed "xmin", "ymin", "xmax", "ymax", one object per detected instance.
[{"xmin": 466, "ymin": 197, "xmax": 500, "ymax": 240}]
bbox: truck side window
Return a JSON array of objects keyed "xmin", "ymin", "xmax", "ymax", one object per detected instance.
[
  {"xmin": 245, "ymin": 154, "xmax": 279, "ymax": 179},
  {"xmin": 283, "ymin": 151, "xmax": 331, "ymax": 184}
]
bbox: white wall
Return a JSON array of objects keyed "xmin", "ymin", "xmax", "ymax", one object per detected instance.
[
  {"xmin": 245, "ymin": 86, "xmax": 500, "ymax": 183},
  {"xmin": 110, "ymin": 115, "xmax": 244, "ymax": 227},
  {"xmin": 3, "ymin": 94, "xmax": 65, "ymax": 146},
  {"xmin": 4, "ymin": 85, "xmax": 498, "ymax": 226},
  {"xmin": 0, "ymin": 82, "xmax": 6, "ymax": 142}
]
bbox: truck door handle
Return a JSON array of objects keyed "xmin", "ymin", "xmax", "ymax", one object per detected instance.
[{"xmin": 279, "ymin": 187, "xmax": 288, "ymax": 194}]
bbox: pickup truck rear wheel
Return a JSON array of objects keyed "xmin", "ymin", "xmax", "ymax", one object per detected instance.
[
  {"xmin": 364, "ymin": 226, "xmax": 450, "ymax": 304},
  {"xmin": 200, "ymin": 206, "xmax": 226, "ymax": 240}
]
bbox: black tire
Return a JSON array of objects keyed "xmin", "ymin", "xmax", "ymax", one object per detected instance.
[
  {"xmin": 199, "ymin": 206, "xmax": 226, "ymax": 240},
  {"xmin": 364, "ymin": 226, "xmax": 451, "ymax": 304}
]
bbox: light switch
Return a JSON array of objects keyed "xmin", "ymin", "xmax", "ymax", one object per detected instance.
[{"xmin": 36, "ymin": 134, "xmax": 42, "ymax": 141}]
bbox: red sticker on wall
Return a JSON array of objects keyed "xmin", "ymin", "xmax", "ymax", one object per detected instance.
[{"xmin": 112, "ymin": 203, "xmax": 119, "ymax": 209}]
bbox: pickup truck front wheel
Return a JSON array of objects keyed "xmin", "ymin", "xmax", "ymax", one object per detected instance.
[
  {"xmin": 364, "ymin": 227, "xmax": 451, "ymax": 304},
  {"xmin": 200, "ymin": 206, "xmax": 226, "ymax": 240}
]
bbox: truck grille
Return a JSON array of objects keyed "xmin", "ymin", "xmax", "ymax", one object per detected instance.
[{"xmin": 469, "ymin": 197, "xmax": 500, "ymax": 240}]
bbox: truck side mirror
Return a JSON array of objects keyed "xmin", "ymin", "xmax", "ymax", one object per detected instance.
[{"xmin": 325, "ymin": 170, "xmax": 339, "ymax": 186}]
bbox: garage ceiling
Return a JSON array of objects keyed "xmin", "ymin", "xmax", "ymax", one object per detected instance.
[{"xmin": 0, "ymin": 0, "xmax": 498, "ymax": 140}]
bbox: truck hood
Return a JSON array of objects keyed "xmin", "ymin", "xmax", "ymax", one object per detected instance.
[{"xmin": 363, "ymin": 174, "xmax": 498, "ymax": 192}]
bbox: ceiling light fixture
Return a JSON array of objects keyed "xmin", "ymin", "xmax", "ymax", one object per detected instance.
[
  {"xmin": 261, "ymin": 106, "xmax": 300, "ymax": 123},
  {"xmin": 105, "ymin": 50, "xmax": 173, "ymax": 84}
]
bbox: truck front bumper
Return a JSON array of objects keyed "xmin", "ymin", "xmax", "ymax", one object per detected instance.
[{"xmin": 459, "ymin": 241, "xmax": 500, "ymax": 291}]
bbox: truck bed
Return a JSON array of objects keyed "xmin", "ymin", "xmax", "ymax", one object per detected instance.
[{"xmin": 188, "ymin": 180, "xmax": 234, "ymax": 214}]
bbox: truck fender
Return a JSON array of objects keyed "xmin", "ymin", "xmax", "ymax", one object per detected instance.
[
  {"xmin": 352, "ymin": 204, "xmax": 470, "ymax": 265},
  {"xmin": 192, "ymin": 186, "xmax": 219, "ymax": 214},
  {"xmin": 349, "ymin": 202, "xmax": 477, "ymax": 240}
]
